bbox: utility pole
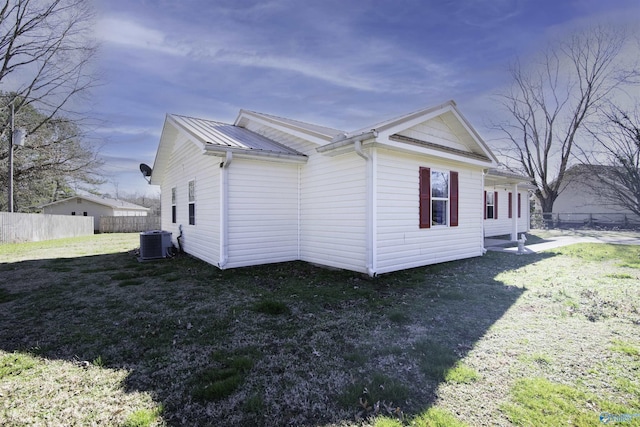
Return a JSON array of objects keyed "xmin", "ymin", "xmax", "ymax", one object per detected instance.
[
  {"xmin": 7, "ymin": 100, "xmax": 26, "ymax": 212},
  {"xmin": 8, "ymin": 101, "xmax": 14, "ymax": 212}
]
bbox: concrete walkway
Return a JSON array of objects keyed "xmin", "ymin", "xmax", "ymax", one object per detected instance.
[{"xmin": 485, "ymin": 230, "xmax": 640, "ymax": 254}]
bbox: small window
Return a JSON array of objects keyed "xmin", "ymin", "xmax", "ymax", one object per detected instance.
[
  {"xmin": 71, "ymin": 211, "xmax": 76, "ymax": 216},
  {"xmin": 518, "ymin": 193, "xmax": 522, "ymax": 218},
  {"xmin": 171, "ymin": 187, "xmax": 177, "ymax": 224},
  {"xmin": 83, "ymin": 212, "xmax": 88, "ymax": 216},
  {"xmin": 188, "ymin": 180, "xmax": 195, "ymax": 225},
  {"xmin": 485, "ymin": 191, "xmax": 496, "ymax": 219}
]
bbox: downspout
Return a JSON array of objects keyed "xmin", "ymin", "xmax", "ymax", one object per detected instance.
[
  {"xmin": 218, "ymin": 151, "xmax": 233, "ymax": 269},
  {"xmin": 481, "ymin": 170, "xmax": 487, "ymax": 255},
  {"xmin": 297, "ymin": 164, "xmax": 301, "ymax": 260},
  {"xmin": 354, "ymin": 140, "xmax": 376, "ymax": 277}
]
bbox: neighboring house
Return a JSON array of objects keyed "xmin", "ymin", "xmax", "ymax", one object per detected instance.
[
  {"xmin": 554, "ymin": 165, "xmax": 637, "ymax": 215},
  {"xmin": 550, "ymin": 164, "xmax": 640, "ymax": 226},
  {"xmin": 150, "ymin": 100, "xmax": 527, "ymax": 276},
  {"xmin": 41, "ymin": 194, "xmax": 149, "ymax": 231},
  {"xmin": 484, "ymin": 169, "xmax": 532, "ymax": 240}
]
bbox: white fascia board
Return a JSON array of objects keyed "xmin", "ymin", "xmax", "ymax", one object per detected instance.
[
  {"xmin": 373, "ymin": 104, "xmax": 453, "ymax": 137},
  {"xmin": 446, "ymin": 107, "xmax": 499, "ymax": 164},
  {"xmin": 374, "ymin": 106, "xmax": 498, "ymax": 165},
  {"xmin": 151, "ymin": 115, "xmax": 207, "ymax": 185},
  {"xmin": 376, "ymin": 138, "xmax": 496, "ymax": 168},
  {"xmin": 150, "ymin": 116, "xmax": 174, "ymax": 185},
  {"xmin": 202, "ymin": 146, "xmax": 308, "ymax": 164}
]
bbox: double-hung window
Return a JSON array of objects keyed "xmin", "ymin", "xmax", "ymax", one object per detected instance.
[
  {"xmin": 188, "ymin": 180, "xmax": 195, "ymax": 225},
  {"xmin": 171, "ymin": 187, "xmax": 177, "ymax": 223},
  {"xmin": 485, "ymin": 191, "xmax": 497, "ymax": 219},
  {"xmin": 431, "ymin": 170, "xmax": 449, "ymax": 226},
  {"xmin": 419, "ymin": 167, "xmax": 458, "ymax": 228}
]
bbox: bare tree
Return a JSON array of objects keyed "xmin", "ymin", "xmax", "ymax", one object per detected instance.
[
  {"xmin": 493, "ymin": 24, "xmax": 638, "ymax": 213},
  {"xmin": 583, "ymin": 106, "xmax": 640, "ymax": 217},
  {"xmin": 0, "ymin": 93, "xmax": 103, "ymax": 211},
  {"xmin": 0, "ymin": 0, "xmax": 100, "ymax": 211}
]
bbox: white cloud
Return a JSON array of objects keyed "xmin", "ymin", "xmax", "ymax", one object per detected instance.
[
  {"xmin": 96, "ymin": 17, "xmax": 185, "ymax": 56},
  {"xmin": 94, "ymin": 124, "xmax": 161, "ymax": 138}
]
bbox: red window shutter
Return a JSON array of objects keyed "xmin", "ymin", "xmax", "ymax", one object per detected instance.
[
  {"xmin": 484, "ymin": 191, "xmax": 487, "ymax": 220},
  {"xmin": 508, "ymin": 192, "xmax": 513, "ymax": 218},
  {"xmin": 419, "ymin": 167, "xmax": 431, "ymax": 228},
  {"xmin": 494, "ymin": 191, "xmax": 498, "ymax": 220},
  {"xmin": 450, "ymin": 171, "xmax": 458, "ymax": 227},
  {"xmin": 518, "ymin": 193, "xmax": 522, "ymax": 218}
]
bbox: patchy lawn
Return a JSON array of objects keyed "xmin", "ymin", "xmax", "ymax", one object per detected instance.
[{"xmin": 0, "ymin": 232, "xmax": 638, "ymax": 426}]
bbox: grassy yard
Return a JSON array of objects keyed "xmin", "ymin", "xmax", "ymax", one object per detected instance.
[{"xmin": 0, "ymin": 233, "xmax": 638, "ymax": 426}]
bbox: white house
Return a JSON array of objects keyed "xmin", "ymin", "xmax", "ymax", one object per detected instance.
[
  {"xmin": 41, "ymin": 194, "xmax": 149, "ymax": 231},
  {"xmin": 484, "ymin": 169, "xmax": 532, "ymax": 240},
  {"xmin": 150, "ymin": 100, "xmax": 528, "ymax": 276}
]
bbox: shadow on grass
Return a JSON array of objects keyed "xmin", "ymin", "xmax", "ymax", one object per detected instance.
[{"xmin": 0, "ymin": 249, "xmax": 556, "ymax": 426}]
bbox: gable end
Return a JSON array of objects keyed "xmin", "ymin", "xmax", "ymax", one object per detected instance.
[{"xmin": 389, "ymin": 134, "xmax": 492, "ymax": 162}]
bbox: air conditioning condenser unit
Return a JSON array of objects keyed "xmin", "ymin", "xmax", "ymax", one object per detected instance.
[{"xmin": 139, "ymin": 230, "xmax": 173, "ymax": 260}]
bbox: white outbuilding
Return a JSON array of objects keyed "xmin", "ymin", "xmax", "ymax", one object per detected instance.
[{"xmin": 41, "ymin": 194, "xmax": 149, "ymax": 232}]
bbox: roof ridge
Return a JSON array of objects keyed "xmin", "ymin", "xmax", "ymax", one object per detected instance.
[
  {"xmin": 239, "ymin": 109, "xmax": 344, "ymax": 137},
  {"xmin": 169, "ymin": 113, "xmax": 229, "ymax": 125}
]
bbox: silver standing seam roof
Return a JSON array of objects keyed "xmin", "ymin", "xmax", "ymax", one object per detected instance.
[
  {"xmin": 169, "ymin": 114, "xmax": 307, "ymax": 157},
  {"xmin": 239, "ymin": 110, "xmax": 345, "ymax": 139}
]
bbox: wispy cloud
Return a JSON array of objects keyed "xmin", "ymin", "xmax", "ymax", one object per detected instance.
[
  {"xmin": 96, "ymin": 17, "xmax": 186, "ymax": 56},
  {"xmin": 96, "ymin": 11, "xmax": 457, "ymax": 95}
]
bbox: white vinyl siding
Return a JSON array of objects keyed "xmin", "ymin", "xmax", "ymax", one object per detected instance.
[
  {"xmin": 396, "ymin": 112, "xmax": 476, "ymax": 154},
  {"xmin": 375, "ymin": 149, "xmax": 484, "ymax": 274},
  {"xmin": 300, "ymin": 152, "xmax": 367, "ymax": 273},
  {"xmin": 483, "ymin": 189, "xmax": 529, "ymax": 237},
  {"xmin": 161, "ymin": 136, "xmax": 220, "ymax": 265},
  {"xmin": 226, "ymin": 159, "xmax": 299, "ymax": 268}
]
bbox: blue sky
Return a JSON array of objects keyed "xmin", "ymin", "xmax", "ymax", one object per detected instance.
[{"xmin": 90, "ymin": 0, "xmax": 640, "ymax": 196}]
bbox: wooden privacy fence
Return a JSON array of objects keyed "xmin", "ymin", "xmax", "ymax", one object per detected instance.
[
  {"xmin": 0, "ymin": 212, "xmax": 93, "ymax": 243},
  {"xmin": 99, "ymin": 215, "xmax": 161, "ymax": 233},
  {"xmin": 532, "ymin": 212, "xmax": 640, "ymax": 230}
]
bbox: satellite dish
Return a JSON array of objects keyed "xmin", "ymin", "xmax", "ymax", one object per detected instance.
[{"xmin": 139, "ymin": 163, "xmax": 153, "ymax": 182}]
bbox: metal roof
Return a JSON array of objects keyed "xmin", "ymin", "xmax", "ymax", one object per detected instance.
[
  {"xmin": 240, "ymin": 110, "xmax": 344, "ymax": 139},
  {"xmin": 169, "ymin": 114, "xmax": 306, "ymax": 157}
]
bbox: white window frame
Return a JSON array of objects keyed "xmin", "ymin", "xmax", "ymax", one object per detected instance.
[
  {"xmin": 431, "ymin": 169, "xmax": 449, "ymax": 227},
  {"xmin": 486, "ymin": 191, "xmax": 495, "ymax": 219},
  {"xmin": 171, "ymin": 187, "xmax": 177, "ymax": 223},
  {"xmin": 188, "ymin": 180, "xmax": 195, "ymax": 225}
]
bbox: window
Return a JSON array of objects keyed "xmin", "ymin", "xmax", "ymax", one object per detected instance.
[
  {"xmin": 419, "ymin": 168, "xmax": 458, "ymax": 228},
  {"xmin": 71, "ymin": 211, "xmax": 76, "ymax": 216},
  {"xmin": 83, "ymin": 212, "xmax": 88, "ymax": 216},
  {"xmin": 518, "ymin": 193, "xmax": 522, "ymax": 218},
  {"xmin": 171, "ymin": 187, "xmax": 177, "ymax": 224},
  {"xmin": 431, "ymin": 170, "xmax": 449, "ymax": 226},
  {"xmin": 508, "ymin": 192, "xmax": 513, "ymax": 219},
  {"xmin": 188, "ymin": 180, "xmax": 195, "ymax": 225},
  {"xmin": 485, "ymin": 191, "xmax": 498, "ymax": 219}
]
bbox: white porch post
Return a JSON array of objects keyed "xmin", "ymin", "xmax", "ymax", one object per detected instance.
[{"xmin": 511, "ymin": 183, "xmax": 519, "ymax": 241}]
